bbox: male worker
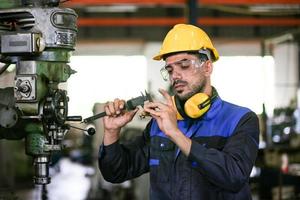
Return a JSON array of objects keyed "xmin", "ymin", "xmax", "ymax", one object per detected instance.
[{"xmin": 98, "ymin": 24, "xmax": 259, "ymax": 200}]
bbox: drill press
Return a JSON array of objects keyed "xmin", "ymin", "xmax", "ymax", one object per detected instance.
[{"xmin": 0, "ymin": 0, "xmax": 82, "ymax": 185}]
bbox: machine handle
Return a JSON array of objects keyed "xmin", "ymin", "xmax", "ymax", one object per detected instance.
[{"xmin": 66, "ymin": 116, "xmax": 82, "ymax": 121}]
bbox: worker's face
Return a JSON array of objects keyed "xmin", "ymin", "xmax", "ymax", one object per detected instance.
[{"xmin": 163, "ymin": 53, "xmax": 212, "ymax": 101}]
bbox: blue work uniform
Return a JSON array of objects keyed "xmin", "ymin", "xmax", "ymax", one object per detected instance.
[{"xmin": 99, "ymin": 95, "xmax": 259, "ymax": 200}]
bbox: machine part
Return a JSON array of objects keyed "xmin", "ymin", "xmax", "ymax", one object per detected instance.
[
  {"xmin": 44, "ymin": 143, "xmax": 63, "ymax": 151},
  {"xmin": 66, "ymin": 116, "xmax": 82, "ymax": 121},
  {"xmin": 14, "ymin": 75, "xmax": 37, "ymax": 102},
  {"xmin": 83, "ymin": 91, "xmax": 152, "ymax": 123},
  {"xmin": 0, "ymin": 63, "xmax": 10, "ymax": 75},
  {"xmin": 33, "ymin": 156, "xmax": 51, "ymax": 185},
  {"xmin": 43, "ymin": 89, "xmax": 68, "ymax": 125},
  {"xmin": 47, "ymin": 123, "xmax": 65, "ymax": 142},
  {"xmin": 0, "ymin": 0, "xmax": 21, "ymax": 9},
  {"xmin": 55, "ymin": 31, "xmax": 76, "ymax": 47},
  {"xmin": 0, "ymin": 1, "xmax": 79, "ymax": 186},
  {"xmin": 86, "ymin": 127, "xmax": 96, "ymax": 135},
  {"xmin": 0, "ymin": 106, "xmax": 18, "ymax": 128},
  {"xmin": 68, "ymin": 124, "xmax": 96, "ymax": 136},
  {"xmin": 0, "ymin": 8, "xmax": 77, "ymax": 50},
  {"xmin": 1, "ymin": 33, "xmax": 45, "ymax": 55},
  {"xmin": 0, "ymin": 87, "xmax": 19, "ymax": 128},
  {"xmin": 0, "ymin": 87, "xmax": 15, "ymax": 106},
  {"xmin": 0, "ymin": 11, "xmax": 34, "ymax": 31},
  {"xmin": 23, "ymin": 0, "xmax": 60, "ymax": 7},
  {"xmin": 41, "ymin": 185, "xmax": 48, "ymax": 200},
  {"xmin": 0, "ymin": 123, "xmax": 27, "ymax": 140},
  {"xmin": 26, "ymin": 131, "xmax": 48, "ymax": 155}
]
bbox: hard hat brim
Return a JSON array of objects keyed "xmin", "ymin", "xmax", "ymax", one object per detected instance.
[{"xmin": 153, "ymin": 54, "xmax": 162, "ymax": 61}]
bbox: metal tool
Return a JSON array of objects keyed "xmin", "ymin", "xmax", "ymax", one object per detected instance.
[{"xmin": 83, "ymin": 91, "xmax": 152, "ymax": 123}]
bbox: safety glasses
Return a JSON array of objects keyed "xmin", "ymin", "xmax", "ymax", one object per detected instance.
[{"xmin": 160, "ymin": 58, "xmax": 205, "ymax": 81}]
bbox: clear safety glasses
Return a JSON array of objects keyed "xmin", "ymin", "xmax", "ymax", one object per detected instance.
[{"xmin": 160, "ymin": 58, "xmax": 205, "ymax": 81}]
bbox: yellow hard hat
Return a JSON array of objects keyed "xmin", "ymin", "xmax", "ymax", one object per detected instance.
[{"xmin": 153, "ymin": 24, "xmax": 219, "ymax": 62}]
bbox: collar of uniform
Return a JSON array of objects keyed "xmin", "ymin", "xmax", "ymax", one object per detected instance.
[{"xmin": 202, "ymin": 95, "xmax": 223, "ymax": 120}]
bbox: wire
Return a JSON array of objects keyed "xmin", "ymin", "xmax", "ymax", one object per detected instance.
[{"xmin": 0, "ymin": 63, "xmax": 10, "ymax": 75}]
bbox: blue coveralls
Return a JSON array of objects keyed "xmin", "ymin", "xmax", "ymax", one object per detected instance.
[{"xmin": 99, "ymin": 95, "xmax": 259, "ymax": 200}]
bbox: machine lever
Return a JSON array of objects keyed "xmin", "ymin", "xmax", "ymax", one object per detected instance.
[
  {"xmin": 67, "ymin": 124, "xmax": 96, "ymax": 136},
  {"xmin": 66, "ymin": 116, "xmax": 82, "ymax": 121}
]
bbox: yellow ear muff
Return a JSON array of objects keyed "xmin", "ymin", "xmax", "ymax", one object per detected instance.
[
  {"xmin": 172, "ymin": 93, "xmax": 212, "ymax": 120},
  {"xmin": 184, "ymin": 93, "xmax": 211, "ymax": 119}
]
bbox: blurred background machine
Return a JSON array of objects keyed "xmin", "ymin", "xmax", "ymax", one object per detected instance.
[{"xmin": 0, "ymin": 0, "xmax": 82, "ymax": 190}]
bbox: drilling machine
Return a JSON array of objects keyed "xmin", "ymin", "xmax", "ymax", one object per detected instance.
[{"xmin": 0, "ymin": 0, "xmax": 83, "ymax": 187}]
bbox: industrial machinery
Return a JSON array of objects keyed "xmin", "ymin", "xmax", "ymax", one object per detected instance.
[
  {"xmin": 0, "ymin": 3, "xmax": 153, "ymax": 199},
  {"xmin": 0, "ymin": 0, "xmax": 83, "ymax": 187}
]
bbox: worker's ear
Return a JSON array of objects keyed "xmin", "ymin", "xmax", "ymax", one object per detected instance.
[{"xmin": 203, "ymin": 60, "xmax": 213, "ymax": 77}]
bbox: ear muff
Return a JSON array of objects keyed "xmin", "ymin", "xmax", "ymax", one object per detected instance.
[
  {"xmin": 184, "ymin": 93, "xmax": 211, "ymax": 119},
  {"xmin": 172, "ymin": 91, "xmax": 217, "ymax": 120}
]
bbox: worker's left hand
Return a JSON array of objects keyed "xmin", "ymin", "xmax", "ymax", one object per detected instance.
[{"xmin": 144, "ymin": 88, "xmax": 179, "ymax": 137}]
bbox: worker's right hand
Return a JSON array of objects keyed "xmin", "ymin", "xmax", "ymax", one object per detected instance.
[{"xmin": 103, "ymin": 98, "xmax": 138, "ymax": 136}]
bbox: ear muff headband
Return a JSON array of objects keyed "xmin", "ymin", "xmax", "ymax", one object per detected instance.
[{"xmin": 173, "ymin": 95, "xmax": 186, "ymax": 120}]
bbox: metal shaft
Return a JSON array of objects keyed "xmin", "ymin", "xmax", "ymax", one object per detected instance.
[{"xmin": 33, "ymin": 156, "xmax": 50, "ymax": 185}]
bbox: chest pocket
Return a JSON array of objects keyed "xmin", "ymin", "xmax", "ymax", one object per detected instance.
[{"xmin": 150, "ymin": 136, "xmax": 175, "ymax": 183}]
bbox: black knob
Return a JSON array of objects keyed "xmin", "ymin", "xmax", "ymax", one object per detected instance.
[{"xmin": 87, "ymin": 128, "xmax": 96, "ymax": 136}]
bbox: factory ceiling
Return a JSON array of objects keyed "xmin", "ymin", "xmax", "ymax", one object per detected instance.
[{"xmin": 61, "ymin": 0, "xmax": 300, "ymax": 41}]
